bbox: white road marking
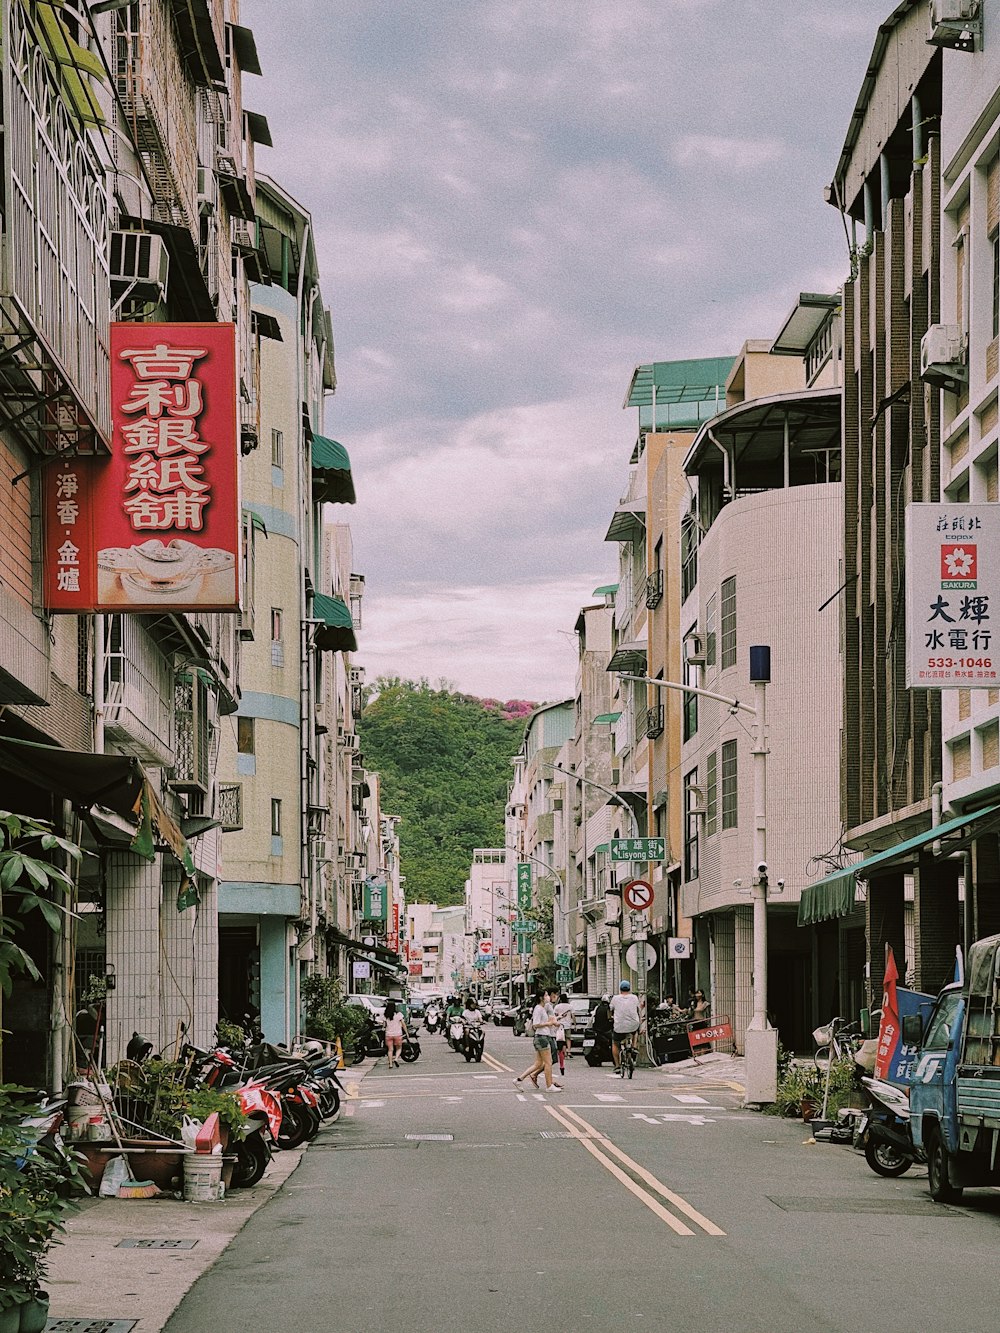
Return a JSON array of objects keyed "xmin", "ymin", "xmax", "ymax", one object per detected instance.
[
  {"xmin": 673, "ymin": 1094, "xmax": 709, "ymax": 1105},
  {"xmin": 634, "ymin": 1114, "xmax": 661, "ymax": 1125},
  {"xmin": 595, "ymin": 1093, "xmax": 625, "ymax": 1103},
  {"xmin": 628, "ymin": 1112, "xmax": 715, "ymax": 1125},
  {"xmin": 516, "ymin": 1094, "xmax": 527, "ymax": 1102},
  {"xmin": 472, "ymin": 1075, "xmax": 498, "ymax": 1080},
  {"xmin": 360, "ymin": 1100, "xmax": 385, "ymax": 1108},
  {"xmin": 442, "ymin": 1096, "xmax": 463, "ymax": 1103}
]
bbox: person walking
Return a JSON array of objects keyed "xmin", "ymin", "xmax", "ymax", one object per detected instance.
[
  {"xmin": 514, "ymin": 987, "xmax": 562, "ymax": 1090},
  {"xmin": 553, "ymin": 991, "xmax": 573, "ymax": 1075},
  {"xmin": 383, "ymin": 1000, "xmax": 407, "ymax": 1069},
  {"xmin": 610, "ymin": 980, "xmax": 641, "ymax": 1076}
]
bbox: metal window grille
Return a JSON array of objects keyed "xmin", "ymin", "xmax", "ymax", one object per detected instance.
[
  {"xmin": 721, "ymin": 740, "xmax": 738, "ymax": 830},
  {"xmin": 720, "ymin": 577, "xmax": 737, "ymax": 669},
  {"xmin": 706, "ymin": 750, "xmax": 718, "ymax": 836},
  {"xmin": 217, "ymin": 782, "xmax": 242, "ymax": 831}
]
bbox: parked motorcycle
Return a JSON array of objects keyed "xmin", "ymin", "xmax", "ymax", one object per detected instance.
[
  {"xmin": 462, "ymin": 1021, "xmax": 485, "ymax": 1063},
  {"xmin": 400, "ymin": 1032, "xmax": 422, "ymax": 1063},
  {"xmin": 855, "ymin": 1075, "xmax": 920, "ymax": 1177},
  {"xmin": 352, "ymin": 1014, "xmax": 388, "ymax": 1063},
  {"xmin": 582, "ymin": 1023, "xmax": 613, "ymax": 1067}
]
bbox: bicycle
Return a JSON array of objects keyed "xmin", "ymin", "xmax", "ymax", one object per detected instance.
[
  {"xmin": 616, "ymin": 1032, "xmax": 638, "ymax": 1079},
  {"xmin": 813, "ymin": 1017, "xmax": 863, "ymax": 1071}
]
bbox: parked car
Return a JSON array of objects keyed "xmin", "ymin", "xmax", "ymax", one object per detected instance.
[
  {"xmin": 346, "ymin": 994, "xmax": 388, "ymax": 1025},
  {"xmin": 565, "ymin": 995, "xmax": 603, "ymax": 1050}
]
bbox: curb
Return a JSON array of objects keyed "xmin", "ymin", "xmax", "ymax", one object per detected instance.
[{"xmin": 47, "ymin": 1061, "xmax": 377, "ymax": 1332}]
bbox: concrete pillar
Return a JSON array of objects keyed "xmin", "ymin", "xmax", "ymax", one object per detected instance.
[
  {"xmin": 104, "ymin": 852, "xmax": 162, "ymax": 1063},
  {"xmin": 865, "ymin": 872, "xmax": 906, "ymax": 1006},
  {"xmin": 733, "ymin": 907, "xmax": 753, "ymax": 1044},
  {"xmin": 912, "ymin": 856, "xmax": 961, "ymax": 994}
]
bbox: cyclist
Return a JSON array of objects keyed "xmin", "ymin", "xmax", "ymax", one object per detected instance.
[{"xmin": 610, "ymin": 980, "xmax": 641, "ymax": 1076}]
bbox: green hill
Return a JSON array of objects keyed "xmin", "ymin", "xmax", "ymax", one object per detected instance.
[{"xmin": 357, "ymin": 679, "xmax": 534, "ymax": 905}]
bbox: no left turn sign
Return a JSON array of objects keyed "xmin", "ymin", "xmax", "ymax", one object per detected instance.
[{"xmin": 623, "ymin": 880, "xmax": 654, "ymax": 912}]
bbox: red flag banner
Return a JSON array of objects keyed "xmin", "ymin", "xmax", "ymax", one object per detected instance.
[{"xmin": 874, "ymin": 945, "xmax": 900, "ymax": 1080}]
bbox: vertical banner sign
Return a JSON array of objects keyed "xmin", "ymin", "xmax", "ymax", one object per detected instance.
[
  {"xmin": 517, "ymin": 863, "xmax": 532, "ymax": 911},
  {"xmin": 388, "ymin": 902, "xmax": 400, "ymax": 952},
  {"xmin": 363, "ymin": 876, "xmax": 387, "ymax": 921},
  {"xmin": 905, "ymin": 503, "xmax": 999, "ymax": 687},
  {"xmin": 44, "ymin": 322, "xmax": 240, "ymax": 612},
  {"xmin": 874, "ymin": 946, "xmax": 900, "ymax": 1081}
]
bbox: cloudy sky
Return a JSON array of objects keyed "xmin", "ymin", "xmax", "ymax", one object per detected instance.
[{"xmin": 243, "ymin": 0, "xmax": 879, "ymax": 701}]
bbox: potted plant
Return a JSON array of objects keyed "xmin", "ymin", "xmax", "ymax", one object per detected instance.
[{"xmin": 0, "ymin": 1085, "xmax": 87, "ymax": 1332}]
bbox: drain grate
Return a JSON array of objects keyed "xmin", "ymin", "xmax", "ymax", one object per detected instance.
[
  {"xmin": 404, "ymin": 1133, "xmax": 454, "ymax": 1142},
  {"xmin": 116, "ymin": 1238, "xmax": 198, "ymax": 1250},
  {"xmin": 768, "ymin": 1196, "xmax": 944, "ymax": 1216},
  {"xmin": 540, "ymin": 1131, "xmax": 573, "ymax": 1139},
  {"xmin": 312, "ymin": 1142, "xmax": 417, "ymax": 1151},
  {"xmin": 45, "ymin": 1321, "xmax": 139, "ymax": 1332}
]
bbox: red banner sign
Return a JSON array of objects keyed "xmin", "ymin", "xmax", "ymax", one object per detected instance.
[
  {"xmin": 387, "ymin": 902, "xmax": 400, "ymax": 953},
  {"xmin": 44, "ymin": 322, "xmax": 240, "ymax": 612},
  {"xmin": 688, "ymin": 1022, "xmax": 732, "ymax": 1048}
]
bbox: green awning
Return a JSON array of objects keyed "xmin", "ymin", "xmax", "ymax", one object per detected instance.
[
  {"xmin": 312, "ymin": 592, "xmax": 357, "ymax": 653},
  {"xmin": 593, "ymin": 712, "xmax": 621, "ymax": 724},
  {"xmin": 592, "ymin": 583, "xmax": 619, "ymax": 597},
  {"xmin": 604, "ymin": 502, "xmax": 645, "ymax": 543},
  {"xmin": 798, "ymin": 802, "xmax": 1000, "ymax": 926},
  {"xmin": 606, "ymin": 642, "xmax": 647, "ymax": 674},
  {"xmin": 312, "ymin": 434, "xmax": 356, "ymax": 505}
]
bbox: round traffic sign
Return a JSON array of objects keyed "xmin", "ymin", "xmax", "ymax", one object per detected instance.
[
  {"xmin": 624, "ymin": 941, "xmax": 657, "ymax": 972},
  {"xmin": 623, "ymin": 880, "xmax": 654, "ymax": 912}
]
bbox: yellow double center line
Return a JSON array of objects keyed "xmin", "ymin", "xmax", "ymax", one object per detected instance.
[
  {"xmin": 545, "ymin": 1103, "xmax": 725, "ymax": 1238},
  {"xmin": 480, "ymin": 1050, "xmax": 511, "ymax": 1073}
]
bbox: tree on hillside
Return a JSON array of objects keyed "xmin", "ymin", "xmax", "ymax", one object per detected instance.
[{"xmin": 358, "ymin": 679, "xmax": 533, "ymax": 905}]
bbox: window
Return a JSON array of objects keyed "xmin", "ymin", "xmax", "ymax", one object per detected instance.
[
  {"xmin": 721, "ymin": 740, "xmax": 738, "ymax": 830},
  {"xmin": 683, "ymin": 638, "xmax": 698, "ymax": 741},
  {"xmin": 271, "ymin": 798, "xmax": 282, "ymax": 837},
  {"xmin": 993, "ymin": 232, "xmax": 999, "ymax": 342},
  {"xmin": 683, "ymin": 767, "xmax": 699, "ymax": 881},
  {"xmin": 271, "ymin": 428, "xmax": 284, "ymax": 468},
  {"xmin": 705, "ymin": 592, "xmax": 717, "ymax": 668},
  {"xmin": 681, "ymin": 516, "xmax": 698, "ymax": 601},
  {"xmin": 721, "ymin": 577, "xmax": 737, "ymax": 670},
  {"xmin": 237, "ymin": 716, "xmax": 255, "ymax": 754},
  {"xmin": 706, "ymin": 750, "xmax": 717, "ymax": 836},
  {"xmin": 271, "ymin": 608, "xmax": 282, "ymax": 642}
]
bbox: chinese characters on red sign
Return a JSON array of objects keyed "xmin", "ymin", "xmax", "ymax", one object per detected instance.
[
  {"xmin": 905, "ymin": 505, "xmax": 998, "ymax": 687},
  {"xmin": 44, "ymin": 323, "xmax": 240, "ymax": 613}
]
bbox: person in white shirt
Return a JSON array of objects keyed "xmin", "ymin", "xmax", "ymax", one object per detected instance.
[
  {"xmin": 514, "ymin": 988, "xmax": 562, "ymax": 1091},
  {"xmin": 553, "ymin": 992, "xmax": 573, "ymax": 1075},
  {"xmin": 609, "ymin": 980, "xmax": 641, "ymax": 1074}
]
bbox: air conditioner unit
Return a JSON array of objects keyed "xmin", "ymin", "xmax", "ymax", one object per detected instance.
[
  {"xmin": 110, "ymin": 231, "xmax": 169, "ymax": 303},
  {"xmin": 313, "ymin": 839, "xmax": 337, "ymax": 864},
  {"xmin": 349, "ymin": 667, "xmax": 365, "ymax": 686},
  {"xmin": 197, "ymin": 166, "xmax": 217, "ymax": 213},
  {"xmin": 684, "ymin": 632, "xmax": 705, "ymax": 666},
  {"xmin": 920, "ymin": 323, "xmax": 968, "ymax": 388},
  {"xmin": 686, "ymin": 784, "xmax": 706, "ymax": 816},
  {"xmin": 928, "ymin": 0, "xmax": 981, "ymax": 49},
  {"xmin": 343, "ymin": 732, "xmax": 359, "ymax": 750}
]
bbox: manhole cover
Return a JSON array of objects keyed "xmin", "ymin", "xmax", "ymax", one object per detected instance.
[
  {"xmin": 405, "ymin": 1134, "xmax": 454, "ymax": 1142},
  {"xmin": 116, "ymin": 1238, "xmax": 198, "ymax": 1250},
  {"xmin": 768, "ymin": 1196, "xmax": 942, "ymax": 1216},
  {"xmin": 45, "ymin": 1321, "xmax": 139, "ymax": 1332}
]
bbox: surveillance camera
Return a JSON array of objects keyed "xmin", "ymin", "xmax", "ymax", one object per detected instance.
[
  {"xmin": 776, "ymin": 879, "xmax": 785, "ymax": 891},
  {"xmin": 756, "ymin": 861, "xmax": 768, "ymax": 878},
  {"xmin": 732, "ymin": 878, "xmax": 743, "ymax": 888}
]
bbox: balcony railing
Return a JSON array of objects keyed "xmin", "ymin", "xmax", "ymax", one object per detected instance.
[
  {"xmin": 0, "ymin": 0, "xmax": 110, "ymax": 452},
  {"xmin": 646, "ymin": 703, "xmax": 665, "ymax": 739},
  {"xmin": 645, "ymin": 569, "xmax": 664, "ymax": 609},
  {"xmin": 217, "ymin": 782, "xmax": 243, "ymax": 832},
  {"xmin": 103, "ymin": 616, "xmax": 173, "ymax": 766}
]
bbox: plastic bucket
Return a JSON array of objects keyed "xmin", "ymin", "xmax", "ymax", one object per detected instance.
[{"xmin": 182, "ymin": 1153, "xmax": 224, "ymax": 1202}]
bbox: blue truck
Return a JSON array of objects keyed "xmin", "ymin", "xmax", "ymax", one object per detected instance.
[{"xmin": 906, "ymin": 933, "xmax": 1000, "ymax": 1203}]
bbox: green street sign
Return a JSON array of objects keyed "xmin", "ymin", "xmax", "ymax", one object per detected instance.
[
  {"xmin": 363, "ymin": 876, "xmax": 388, "ymax": 920},
  {"xmin": 556, "ymin": 951, "xmax": 570, "ymax": 965},
  {"xmin": 512, "ymin": 919, "xmax": 539, "ymax": 934},
  {"xmin": 557, "ymin": 966, "xmax": 573, "ymax": 984},
  {"xmin": 517, "ymin": 863, "xmax": 532, "ymax": 911},
  {"xmin": 611, "ymin": 837, "xmax": 666, "ymax": 863}
]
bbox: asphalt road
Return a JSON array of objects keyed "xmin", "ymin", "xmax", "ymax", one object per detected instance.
[{"xmin": 165, "ymin": 1027, "xmax": 1000, "ymax": 1333}]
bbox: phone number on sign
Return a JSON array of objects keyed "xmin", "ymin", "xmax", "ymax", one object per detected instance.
[{"xmin": 926, "ymin": 658, "xmax": 993, "ymax": 669}]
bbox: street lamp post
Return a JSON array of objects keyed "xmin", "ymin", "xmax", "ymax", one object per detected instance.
[
  {"xmin": 548, "ymin": 762, "xmax": 647, "ymax": 1023},
  {"xmin": 619, "ymin": 647, "xmax": 777, "ymax": 1104}
]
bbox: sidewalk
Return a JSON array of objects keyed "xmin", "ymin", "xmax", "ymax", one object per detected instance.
[
  {"xmin": 46, "ymin": 1062, "xmax": 375, "ymax": 1332},
  {"xmin": 656, "ymin": 1049, "xmax": 747, "ymax": 1091}
]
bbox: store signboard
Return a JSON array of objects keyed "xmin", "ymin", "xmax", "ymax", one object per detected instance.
[{"xmin": 905, "ymin": 503, "xmax": 999, "ymax": 688}]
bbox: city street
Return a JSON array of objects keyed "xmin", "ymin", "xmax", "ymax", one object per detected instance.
[{"xmin": 162, "ymin": 1028, "xmax": 1000, "ymax": 1333}]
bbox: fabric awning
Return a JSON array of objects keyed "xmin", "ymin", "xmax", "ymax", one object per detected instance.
[
  {"xmin": 606, "ymin": 642, "xmax": 647, "ymax": 674},
  {"xmin": 0, "ymin": 737, "xmax": 199, "ymax": 910},
  {"xmin": 311, "ymin": 433, "xmax": 356, "ymax": 505},
  {"xmin": 797, "ymin": 802, "xmax": 1000, "ymax": 926},
  {"xmin": 312, "ymin": 593, "xmax": 358, "ymax": 653}
]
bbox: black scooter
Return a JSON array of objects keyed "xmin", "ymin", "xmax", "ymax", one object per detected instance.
[
  {"xmin": 582, "ymin": 1023, "xmax": 613, "ymax": 1067},
  {"xmin": 462, "ymin": 1021, "xmax": 485, "ymax": 1063}
]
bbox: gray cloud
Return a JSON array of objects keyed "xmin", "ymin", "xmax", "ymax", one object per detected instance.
[{"xmin": 244, "ymin": 0, "xmax": 878, "ymax": 695}]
